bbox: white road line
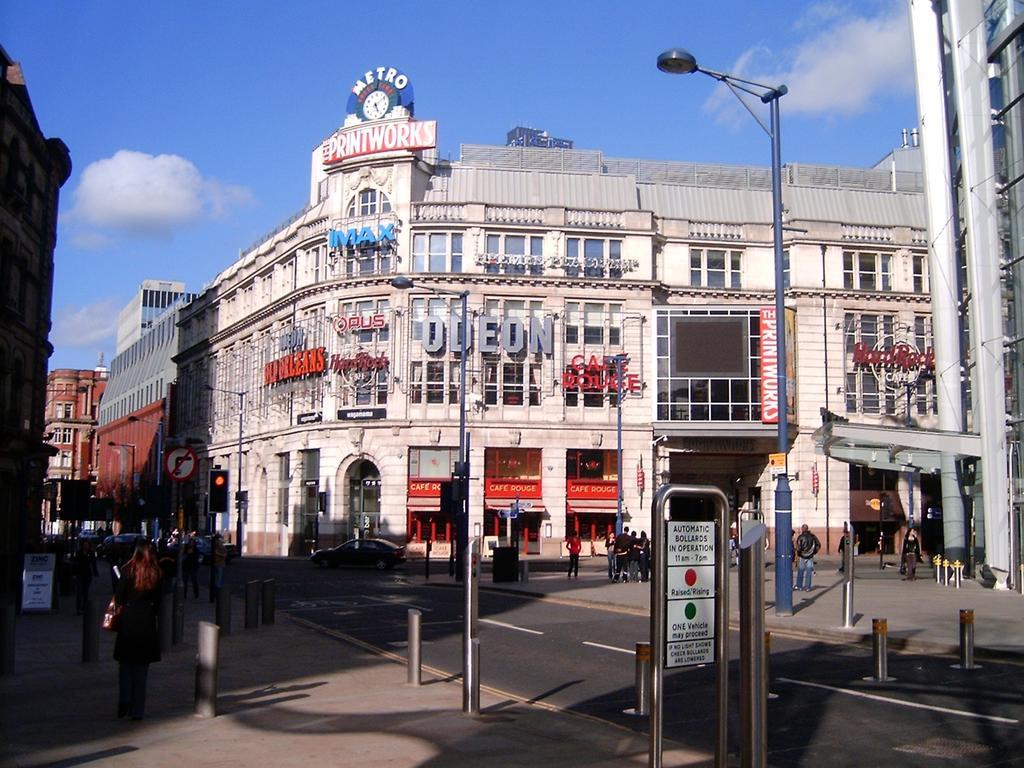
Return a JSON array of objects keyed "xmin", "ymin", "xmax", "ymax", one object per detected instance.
[
  {"xmin": 582, "ymin": 641, "xmax": 635, "ymax": 655},
  {"xmin": 776, "ymin": 677, "xmax": 1019, "ymax": 724},
  {"xmin": 479, "ymin": 618, "xmax": 544, "ymax": 635},
  {"xmin": 360, "ymin": 595, "xmax": 432, "ymax": 612}
]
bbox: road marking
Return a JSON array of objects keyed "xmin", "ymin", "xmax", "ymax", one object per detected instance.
[
  {"xmin": 480, "ymin": 618, "xmax": 543, "ymax": 635},
  {"xmin": 776, "ymin": 677, "xmax": 1020, "ymax": 724},
  {"xmin": 361, "ymin": 595, "xmax": 432, "ymax": 612},
  {"xmin": 582, "ymin": 641, "xmax": 634, "ymax": 655}
]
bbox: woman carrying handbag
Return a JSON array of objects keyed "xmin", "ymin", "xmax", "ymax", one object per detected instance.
[{"xmin": 112, "ymin": 540, "xmax": 163, "ymax": 720}]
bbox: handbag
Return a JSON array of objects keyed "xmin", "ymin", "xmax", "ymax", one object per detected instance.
[{"xmin": 101, "ymin": 597, "xmax": 122, "ymax": 632}]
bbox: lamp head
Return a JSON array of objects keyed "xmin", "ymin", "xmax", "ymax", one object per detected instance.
[
  {"xmin": 390, "ymin": 276, "xmax": 414, "ymax": 290},
  {"xmin": 657, "ymin": 48, "xmax": 699, "ymax": 75}
]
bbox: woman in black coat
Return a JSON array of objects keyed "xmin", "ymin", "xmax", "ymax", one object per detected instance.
[{"xmin": 113, "ymin": 540, "xmax": 162, "ymax": 720}]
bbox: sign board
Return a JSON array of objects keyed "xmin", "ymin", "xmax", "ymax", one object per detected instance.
[
  {"xmin": 21, "ymin": 553, "xmax": 55, "ymax": 613},
  {"xmin": 665, "ymin": 521, "xmax": 716, "ymax": 667},
  {"xmin": 768, "ymin": 452, "xmax": 787, "ymax": 477},
  {"xmin": 164, "ymin": 446, "xmax": 198, "ymax": 483}
]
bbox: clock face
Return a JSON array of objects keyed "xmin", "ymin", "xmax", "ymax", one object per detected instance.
[{"xmin": 362, "ymin": 90, "xmax": 391, "ymax": 120}]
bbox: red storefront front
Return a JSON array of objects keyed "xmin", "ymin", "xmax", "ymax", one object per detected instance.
[
  {"xmin": 483, "ymin": 448, "xmax": 544, "ymax": 553},
  {"xmin": 566, "ymin": 449, "xmax": 619, "ymax": 545}
]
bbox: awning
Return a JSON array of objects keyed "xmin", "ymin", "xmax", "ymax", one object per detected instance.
[
  {"xmin": 406, "ymin": 498, "xmax": 440, "ymax": 512},
  {"xmin": 813, "ymin": 422, "xmax": 981, "ymax": 474},
  {"xmin": 568, "ymin": 500, "xmax": 620, "ymax": 514}
]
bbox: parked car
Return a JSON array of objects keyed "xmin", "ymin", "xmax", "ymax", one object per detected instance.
[
  {"xmin": 168, "ymin": 535, "xmax": 238, "ymax": 564},
  {"xmin": 97, "ymin": 533, "xmax": 149, "ymax": 563},
  {"xmin": 310, "ymin": 538, "xmax": 406, "ymax": 570}
]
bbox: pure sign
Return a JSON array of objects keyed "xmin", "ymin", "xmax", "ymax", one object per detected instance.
[{"xmin": 665, "ymin": 521, "xmax": 716, "ymax": 667}]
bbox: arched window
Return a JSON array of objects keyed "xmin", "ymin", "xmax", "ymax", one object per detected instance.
[{"xmin": 346, "ymin": 189, "xmax": 391, "ymax": 217}]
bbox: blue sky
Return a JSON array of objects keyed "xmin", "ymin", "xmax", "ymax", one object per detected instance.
[{"xmin": 4, "ymin": 0, "xmax": 918, "ymax": 371}]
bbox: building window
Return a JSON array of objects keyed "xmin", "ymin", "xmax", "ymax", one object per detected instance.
[
  {"xmin": 337, "ymin": 298, "xmax": 390, "ymax": 344},
  {"xmin": 567, "ymin": 449, "xmax": 618, "ymax": 481},
  {"xmin": 485, "ymin": 448, "xmax": 542, "ymax": 480},
  {"xmin": 782, "ymin": 249, "xmax": 791, "ymax": 290},
  {"xmin": 655, "ymin": 309, "xmax": 761, "ymax": 422},
  {"xmin": 691, "ymin": 248, "xmax": 742, "ymax": 288},
  {"xmin": 57, "ymin": 402, "xmax": 73, "ymax": 419},
  {"xmin": 564, "ymin": 237, "xmax": 622, "ymax": 279},
  {"xmin": 843, "ymin": 251, "xmax": 892, "ymax": 291},
  {"xmin": 347, "ymin": 189, "xmax": 392, "ymax": 217},
  {"xmin": 912, "ymin": 253, "xmax": 928, "ymax": 293},
  {"xmin": 844, "ymin": 312, "xmax": 909, "ymax": 415},
  {"xmin": 409, "ymin": 447, "xmax": 457, "ymax": 478},
  {"xmin": 412, "ymin": 232, "xmax": 463, "ymax": 273},
  {"xmin": 564, "ymin": 301, "xmax": 622, "ymax": 348},
  {"xmin": 482, "ymin": 233, "xmax": 544, "ymax": 276}
]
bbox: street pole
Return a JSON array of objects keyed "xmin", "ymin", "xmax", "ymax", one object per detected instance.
[
  {"xmin": 236, "ymin": 391, "xmax": 245, "ymax": 557},
  {"xmin": 614, "ymin": 355, "xmax": 625, "ymax": 536}
]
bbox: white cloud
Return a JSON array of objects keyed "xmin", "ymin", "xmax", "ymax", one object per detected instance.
[
  {"xmin": 70, "ymin": 150, "xmax": 253, "ymax": 236},
  {"xmin": 705, "ymin": 3, "xmax": 913, "ymax": 123},
  {"xmin": 51, "ymin": 299, "xmax": 120, "ymax": 349}
]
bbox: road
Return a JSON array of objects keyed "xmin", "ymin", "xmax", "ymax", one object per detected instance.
[{"xmin": 225, "ymin": 557, "xmax": 1024, "ymax": 767}]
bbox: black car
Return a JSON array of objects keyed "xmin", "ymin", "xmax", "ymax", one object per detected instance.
[
  {"xmin": 310, "ymin": 538, "xmax": 406, "ymax": 570},
  {"xmin": 97, "ymin": 533, "xmax": 149, "ymax": 563}
]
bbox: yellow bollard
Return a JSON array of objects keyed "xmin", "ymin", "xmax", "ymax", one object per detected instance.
[
  {"xmin": 933, "ymin": 554, "xmax": 943, "ymax": 584},
  {"xmin": 942, "ymin": 558, "xmax": 951, "ymax": 586}
]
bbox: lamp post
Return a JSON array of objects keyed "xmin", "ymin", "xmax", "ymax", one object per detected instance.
[
  {"xmin": 107, "ymin": 441, "xmax": 137, "ymax": 524},
  {"xmin": 128, "ymin": 414, "xmax": 165, "ymax": 540},
  {"xmin": 206, "ymin": 386, "xmax": 246, "ymax": 556},
  {"xmin": 390, "ymin": 275, "xmax": 476, "ymax": 713},
  {"xmin": 657, "ymin": 48, "xmax": 794, "ymax": 616},
  {"xmin": 608, "ymin": 354, "xmax": 628, "ymax": 535}
]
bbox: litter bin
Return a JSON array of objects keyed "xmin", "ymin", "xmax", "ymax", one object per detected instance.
[{"xmin": 492, "ymin": 546, "xmax": 519, "ymax": 583}]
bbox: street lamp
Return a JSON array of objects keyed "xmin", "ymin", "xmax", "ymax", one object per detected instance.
[
  {"xmin": 107, "ymin": 441, "xmax": 137, "ymax": 523},
  {"xmin": 390, "ymin": 275, "xmax": 476, "ymax": 713},
  {"xmin": 657, "ymin": 48, "xmax": 794, "ymax": 616},
  {"xmin": 128, "ymin": 414, "xmax": 165, "ymax": 539},
  {"xmin": 206, "ymin": 385, "xmax": 246, "ymax": 556},
  {"xmin": 607, "ymin": 354, "xmax": 628, "ymax": 535}
]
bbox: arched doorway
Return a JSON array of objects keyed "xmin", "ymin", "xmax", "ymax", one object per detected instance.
[{"xmin": 347, "ymin": 460, "xmax": 381, "ymax": 539}]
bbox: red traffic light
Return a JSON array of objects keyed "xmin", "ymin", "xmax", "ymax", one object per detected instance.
[{"xmin": 213, "ymin": 475, "xmax": 226, "ymax": 487}]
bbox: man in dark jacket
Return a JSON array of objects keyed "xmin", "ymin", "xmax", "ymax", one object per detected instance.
[
  {"xmin": 613, "ymin": 527, "xmax": 633, "ymax": 582},
  {"xmin": 794, "ymin": 524, "xmax": 821, "ymax": 591}
]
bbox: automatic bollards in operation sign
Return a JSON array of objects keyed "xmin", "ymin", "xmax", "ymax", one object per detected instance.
[{"xmin": 650, "ymin": 484, "xmax": 730, "ymax": 768}]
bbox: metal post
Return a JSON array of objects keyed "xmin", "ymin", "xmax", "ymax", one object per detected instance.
[
  {"xmin": 462, "ymin": 536, "xmax": 479, "ymax": 714},
  {"xmin": 842, "ymin": 534, "xmax": 855, "ymax": 628},
  {"xmin": 195, "ymin": 620, "xmax": 219, "ymax": 717},
  {"xmin": 765, "ymin": 632, "xmax": 777, "ymax": 700},
  {"xmin": 615, "ymin": 354, "xmax": 625, "ymax": 536},
  {"xmin": 408, "ymin": 608, "xmax": 422, "ymax": 686},
  {"xmin": 952, "ymin": 609, "xmax": 981, "ymax": 669},
  {"xmin": 633, "ymin": 641, "xmax": 651, "ymax": 716},
  {"xmin": 244, "ymin": 580, "xmax": 259, "ymax": 629},
  {"xmin": 740, "ymin": 524, "xmax": 767, "ymax": 768},
  {"xmin": 866, "ymin": 618, "xmax": 894, "ymax": 682},
  {"xmin": 173, "ymin": 582, "xmax": 184, "ymax": 645},
  {"xmin": 82, "ymin": 597, "xmax": 99, "ymax": 663},
  {"xmin": 261, "ymin": 579, "xmax": 275, "ymax": 625},
  {"xmin": 0, "ymin": 593, "xmax": 14, "ymax": 676},
  {"xmin": 159, "ymin": 591, "xmax": 173, "ymax": 653},
  {"xmin": 236, "ymin": 392, "xmax": 245, "ymax": 556},
  {"xmin": 216, "ymin": 588, "xmax": 231, "ymax": 636}
]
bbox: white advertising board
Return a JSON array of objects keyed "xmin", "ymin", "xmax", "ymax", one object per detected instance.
[{"xmin": 21, "ymin": 553, "xmax": 55, "ymax": 613}]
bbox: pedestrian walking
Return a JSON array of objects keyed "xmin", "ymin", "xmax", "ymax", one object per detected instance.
[
  {"xmin": 182, "ymin": 539, "xmax": 200, "ymax": 598},
  {"xmin": 209, "ymin": 533, "xmax": 227, "ymax": 602},
  {"xmin": 638, "ymin": 531, "xmax": 651, "ymax": 582},
  {"xmin": 614, "ymin": 527, "xmax": 633, "ymax": 582},
  {"xmin": 901, "ymin": 528, "xmax": 921, "ymax": 580},
  {"xmin": 794, "ymin": 524, "xmax": 820, "ymax": 591},
  {"xmin": 112, "ymin": 540, "xmax": 163, "ymax": 720},
  {"xmin": 566, "ymin": 531, "xmax": 582, "ymax": 578},
  {"xmin": 627, "ymin": 532, "xmax": 641, "ymax": 583},
  {"xmin": 837, "ymin": 525, "xmax": 848, "ymax": 573},
  {"xmin": 605, "ymin": 530, "xmax": 617, "ymax": 580},
  {"xmin": 73, "ymin": 539, "xmax": 99, "ymax": 614}
]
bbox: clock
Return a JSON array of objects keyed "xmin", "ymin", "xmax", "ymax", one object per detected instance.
[{"xmin": 362, "ymin": 90, "xmax": 391, "ymax": 120}]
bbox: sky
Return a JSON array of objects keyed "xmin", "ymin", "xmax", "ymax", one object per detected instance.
[{"xmin": 4, "ymin": 0, "xmax": 919, "ymax": 371}]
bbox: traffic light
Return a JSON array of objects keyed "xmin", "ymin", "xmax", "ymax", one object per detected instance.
[{"xmin": 209, "ymin": 469, "xmax": 229, "ymax": 513}]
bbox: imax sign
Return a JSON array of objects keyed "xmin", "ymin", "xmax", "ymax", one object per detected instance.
[{"xmin": 328, "ymin": 223, "xmax": 396, "ymax": 249}]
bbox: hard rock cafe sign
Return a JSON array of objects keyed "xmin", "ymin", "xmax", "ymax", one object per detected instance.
[{"xmin": 847, "ymin": 320, "xmax": 934, "ymax": 393}]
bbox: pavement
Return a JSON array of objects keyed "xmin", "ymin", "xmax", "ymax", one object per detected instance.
[{"xmin": 2, "ymin": 553, "xmax": 1023, "ymax": 768}]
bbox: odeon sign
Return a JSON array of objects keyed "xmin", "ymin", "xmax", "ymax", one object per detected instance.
[{"xmin": 421, "ymin": 315, "xmax": 554, "ymax": 356}]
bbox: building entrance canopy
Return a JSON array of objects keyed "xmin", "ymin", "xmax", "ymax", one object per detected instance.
[{"xmin": 813, "ymin": 422, "xmax": 981, "ymax": 474}]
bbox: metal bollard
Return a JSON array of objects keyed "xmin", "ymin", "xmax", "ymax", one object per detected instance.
[
  {"xmin": 933, "ymin": 554, "xmax": 943, "ymax": 584},
  {"xmin": 953, "ymin": 562, "xmax": 963, "ymax": 589},
  {"xmin": 216, "ymin": 588, "xmax": 231, "ymax": 636},
  {"xmin": 952, "ymin": 609, "xmax": 981, "ymax": 670},
  {"xmin": 864, "ymin": 618, "xmax": 895, "ymax": 682},
  {"xmin": 0, "ymin": 594, "xmax": 14, "ymax": 676},
  {"xmin": 159, "ymin": 592, "xmax": 173, "ymax": 654},
  {"xmin": 942, "ymin": 559, "xmax": 950, "ymax": 586},
  {"xmin": 842, "ymin": 539, "xmax": 855, "ymax": 629},
  {"xmin": 407, "ymin": 608, "xmax": 422, "ymax": 686},
  {"xmin": 194, "ymin": 620, "xmax": 219, "ymax": 717},
  {"xmin": 519, "ymin": 560, "xmax": 529, "ymax": 583},
  {"xmin": 261, "ymin": 580, "xmax": 275, "ymax": 625},
  {"xmin": 633, "ymin": 642, "xmax": 651, "ymax": 716},
  {"xmin": 244, "ymin": 580, "xmax": 260, "ymax": 630},
  {"xmin": 81, "ymin": 598, "xmax": 99, "ymax": 663},
  {"xmin": 468, "ymin": 637, "xmax": 480, "ymax": 715},
  {"xmin": 173, "ymin": 582, "xmax": 185, "ymax": 645},
  {"xmin": 765, "ymin": 631, "xmax": 778, "ymax": 700}
]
